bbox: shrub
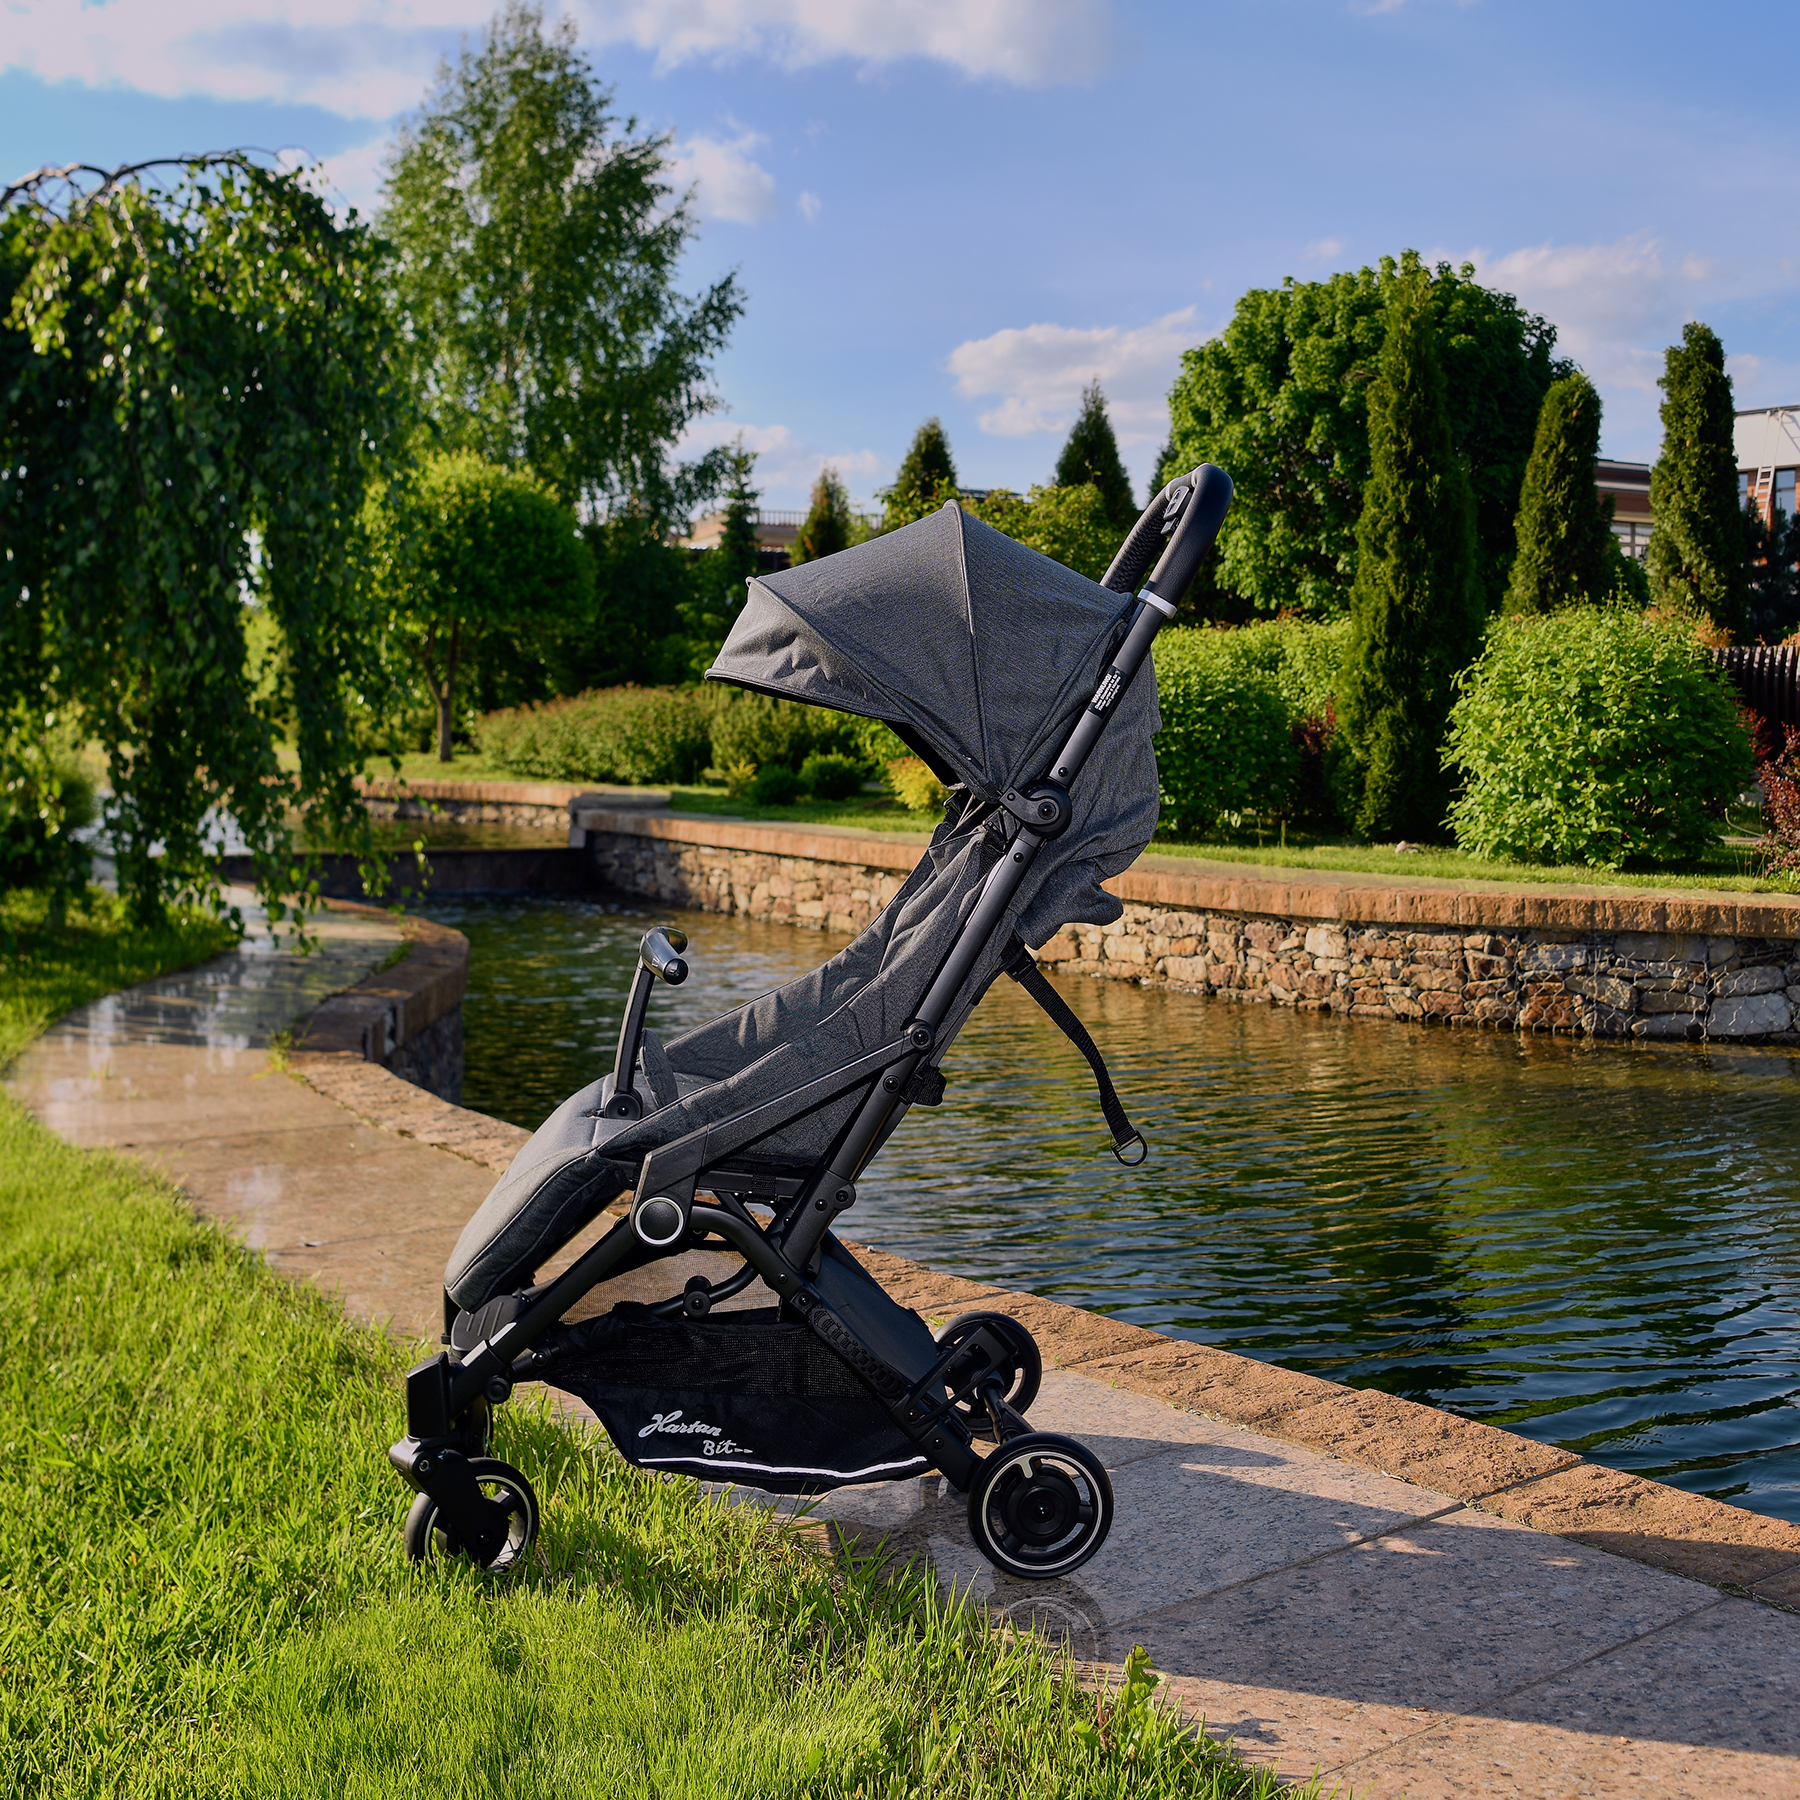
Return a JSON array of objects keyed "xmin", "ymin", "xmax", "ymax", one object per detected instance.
[
  {"xmin": 1757, "ymin": 725, "xmax": 1800, "ymax": 884},
  {"xmin": 1152, "ymin": 651, "xmax": 1298, "ymax": 836},
  {"xmin": 799, "ymin": 751, "xmax": 864, "ymax": 801},
  {"xmin": 709, "ymin": 692, "xmax": 857, "ymax": 774},
  {"xmin": 745, "ymin": 763, "xmax": 802, "ymax": 806},
  {"xmin": 476, "ymin": 686, "xmax": 719, "ymax": 785},
  {"xmin": 1151, "ymin": 621, "xmax": 1350, "ymax": 832},
  {"xmin": 887, "ymin": 757, "xmax": 949, "ymax": 815},
  {"xmin": 1444, "ymin": 610, "xmax": 1753, "ymax": 868}
]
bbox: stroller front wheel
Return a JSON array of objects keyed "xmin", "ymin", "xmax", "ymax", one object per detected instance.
[
  {"xmin": 934, "ymin": 1312, "xmax": 1042, "ymax": 1436},
  {"xmin": 966, "ymin": 1433, "xmax": 1113, "ymax": 1581},
  {"xmin": 403, "ymin": 1456, "xmax": 539, "ymax": 1573}
]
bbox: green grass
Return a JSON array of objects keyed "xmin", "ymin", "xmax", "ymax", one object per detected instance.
[
  {"xmin": 0, "ymin": 899, "xmax": 1302, "ymax": 1799},
  {"xmin": 669, "ymin": 787, "xmax": 938, "ymax": 834},
  {"xmin": 0, "ymin": 890, "xmax": 241, "ymax": 1070},
  {"xmin": 1140, "ymin": 830, "xmax": 1787, "ymax": 895}
]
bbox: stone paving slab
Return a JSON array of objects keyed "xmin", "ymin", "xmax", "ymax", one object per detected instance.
[{"xmin": 9, "ymin": 900, "xmax": 1800, "ymax": 1796}]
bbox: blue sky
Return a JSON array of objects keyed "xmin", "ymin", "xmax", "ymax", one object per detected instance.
[{"xmin": 4, "ymin": 1, "xmax": 1795, "ymax": 511}]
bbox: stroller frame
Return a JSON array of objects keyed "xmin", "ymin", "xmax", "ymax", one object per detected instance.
[{"xmin": 389, "ymin": 466, "xmax": 1234, "ymax": 1580}]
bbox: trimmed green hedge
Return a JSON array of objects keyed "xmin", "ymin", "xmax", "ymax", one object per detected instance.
[
  {"xmin": 475, "ymin": 687, "xmax": 722, "ymax": 785},
  {"xmin": 1151, "ymin": 621, "xmax": 1349, "ymax": 834},
  {"xmin": 1444, "ymin": 610, "xmax": 1752, "ymax": 868}
]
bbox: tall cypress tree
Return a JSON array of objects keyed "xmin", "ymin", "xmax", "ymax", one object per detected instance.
[
  {"xmin": 679, "ymin": 443, "xmax": 760, "ymax": 671},
  {"xmin": 886, "ymin": 417, "xmax": 957, "ymax": 524},
  {"xmin": 1646, "ymin": 322, "xmax": 1748, "ymax": 638},
  {"xmin": 1504, "ymin": 373, "xmax": 1617, "ymax": 613},
  {"xmin": 1054, "ymin": 380, "xmax": 1137, "ymax": 530},
  {"xmin": 793, "ymin": 465, "xmax": 852, "ymax": 564},
  {"xmin": 1338, "ymin": 265, "xmax": 1484, "ymax": 840}
]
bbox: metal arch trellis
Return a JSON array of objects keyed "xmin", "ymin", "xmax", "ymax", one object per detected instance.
[{"xmin": 0, "ymin": 151, "xmax": 324, "ymax": 220}]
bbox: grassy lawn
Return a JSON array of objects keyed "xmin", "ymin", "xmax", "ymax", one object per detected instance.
[
  {"xmin": 669, "ymin": 787, "xmax": 938, "ymax": 834},
  {"xmin": 1138, "ymin": 832, "xmax": 1787, "ymax": 895},
  {"xmin": 0, "ymin": 895, "xmax": 1300, "ymax": 1799}
]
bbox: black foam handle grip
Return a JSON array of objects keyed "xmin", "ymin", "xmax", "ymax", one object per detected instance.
[
  {"xmin": 640, "ymin": 927, "xmax": 689, "ymax": 985},
  {"xmin": 1143, "ymin": 465, "xmax": 1234, "ymax": 605},
  {"xmin": 1100, "ymin": 477, "xmax": 1188, "ymax": 595}
]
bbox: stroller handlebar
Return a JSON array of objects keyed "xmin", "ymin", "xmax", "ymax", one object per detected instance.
[
  {"xmin": 641, "ymin": 927, "xmax": 689, "ymax": 986},
  {"xmin": 1100, "ymin": 463, "xmax": 1234, "ymax": 604}
]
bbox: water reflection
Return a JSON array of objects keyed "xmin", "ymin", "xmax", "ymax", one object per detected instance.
[{"xmin": 423, "ymin": 894, "xmax": 1800, "ymax": 1522}]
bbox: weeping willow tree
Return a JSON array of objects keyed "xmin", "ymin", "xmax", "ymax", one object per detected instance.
[{"xmin": 1, "ymin": 155, "xmax": 410, "ymax": 925}]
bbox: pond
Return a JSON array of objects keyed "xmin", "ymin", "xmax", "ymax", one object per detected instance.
[{"xmin": 419, "ymin": 892, "xmax": 1800, "ymax": 1524}]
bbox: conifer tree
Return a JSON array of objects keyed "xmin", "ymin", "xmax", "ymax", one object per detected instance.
[
  {"xmin": 1646, "ymin": 322, "xmax": 1748, "ymax": 638},
  {"xmin": 1338, "ymin": 265, "xmax": 1484, "ymax": 840},
  {"xmin": 1054, "ymin": 380, "xmax": 1137, "ymax": 531},
  {"xmin": 883, "ymin": 418, "xmax": 957, "ymax": 529},
  {"xmin": 679, "ymin": 444, "xmax": 759, "ymax": 672},
  {"xmin": 1504, "ymin": 373, "xmax": 1617, "ymax": 613},
  {"xmin": 794, "ymin": 465, "xmax": 852, "ymax": 564}
]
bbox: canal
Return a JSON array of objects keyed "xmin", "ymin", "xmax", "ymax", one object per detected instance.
[{"xmin": 420, "ymin": 892, "xmax": 1800, "ymax": 1523}]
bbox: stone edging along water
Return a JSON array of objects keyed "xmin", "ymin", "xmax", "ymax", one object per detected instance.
[
  {"xmin": 291, "ymin": 902, "xmax": 1800, "ymax": 1607},
  {"xmin": 571, "ymin": 804, "xmax": 1800, "ymax": 1045}
]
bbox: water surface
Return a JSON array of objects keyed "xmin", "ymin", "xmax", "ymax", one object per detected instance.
[{"xmin": 422, "ymin": 893, "xmax": 1800, "ymax": 1522}]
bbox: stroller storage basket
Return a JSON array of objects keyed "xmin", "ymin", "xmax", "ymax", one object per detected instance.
[
  {"xmin": 541, "ymin": 1305, "xmax": 928, "ymax": 1494},
  {"xmin": 388, "ymin": 467, "xmax": 1234, "ymax": 1584}
]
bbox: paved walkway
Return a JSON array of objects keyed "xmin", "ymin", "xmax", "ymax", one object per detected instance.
[{"xmin": 9, "ymin": 902, "xmax": 1800, "ymax": 1798}]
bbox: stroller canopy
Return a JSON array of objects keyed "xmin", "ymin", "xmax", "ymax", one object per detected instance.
[{"xmin": 709, "ymin": 501, "xmax": 1163, "ymax": 944}]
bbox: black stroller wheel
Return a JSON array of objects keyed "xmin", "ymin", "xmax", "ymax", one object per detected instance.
[
  {"xmin": 934, "ymin": 1312, "xmax": 1042, "ymax": 1436},
  {"xmin": 403, "ymin": 1457, "xmax": 539, "ymax": 1573},
  {"xmin": 967, "ymin": 1433, "xmax": 1112, "ymax": 1580}
]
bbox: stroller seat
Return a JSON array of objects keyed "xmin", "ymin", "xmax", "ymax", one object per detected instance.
[{"xmin": 388, "ymin": 469, "xmax": 1235, "ymax": 1583}]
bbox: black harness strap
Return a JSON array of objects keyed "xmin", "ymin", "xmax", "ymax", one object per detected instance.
[{"xmin": 1003, "ymin": 943, "xmax": 1147, "ymax": 1164}]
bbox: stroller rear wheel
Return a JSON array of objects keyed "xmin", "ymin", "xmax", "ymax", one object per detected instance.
[
  {"xmin": 934, "ymin": 1312, "xmax": 1042, "ymax": 1436},
  {"xmin": 403, "ymin": 1456, "xmax": 539, "ymax": 1573},
  {"xmin": 967, "ymin": 1433, "xmax": 1112, "ymax": 1580}
]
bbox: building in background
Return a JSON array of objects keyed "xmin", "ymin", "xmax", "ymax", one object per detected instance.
[
  {"xmin": 1597, "ymin": 459, "xmax": 1653, "ymax": 562},
  {"xmin": 676, "ymin": 506, "xmax": 881, "ymax": 573},
  {"xmin": 1736, "ymin": 405, "xmax": 1800, "ymax": 526}
]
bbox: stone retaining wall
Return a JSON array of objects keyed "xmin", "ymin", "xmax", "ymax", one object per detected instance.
[
  {"xmin": 359, "ymin": 777, "xmax": 668, "ymax": 835},
  {"xmin": 573, "ymin": 808, "xmax": 1800, "ymax": 1045}
]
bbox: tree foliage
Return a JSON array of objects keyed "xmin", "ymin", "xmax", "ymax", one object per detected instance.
[
  {"xmin": 378, "ymin": 2, "xmax": 741, "ymax": 519},
  {"xmin": 1647, "ymin": 322, "xmax": 1750, "ymax": 639},
  {"xmin": 1054, "ymin": 381, "xmax": 1136, "ymax": 531},
  {"xmin": 1, "ymin": 155, "xmax": 408, "ymax": 923},
  {"xmin": 883, "ymin": 418, "xmax": 957, "ymax": 530},
  {"xmin": 1504, "ymin": 373, "xmax": 1620, "ymax": 613},
  {"xmin": 1163, "ymin": 251, "xmax": 1569, "ymax": 618},
  {"xmin": 794, "ymin": 465, "xmax": 853, "ymax": 564},
  {"xmin": 1338, "ymin": 266, "xmax": 1484, "ymax": 840},
  {"xmin": 372, "ymin": 451, "xmax": 592, "ymax": 760},
  {"xmin": 968, "ymin": 485, "xmax": 1122, "ymax": 583}
]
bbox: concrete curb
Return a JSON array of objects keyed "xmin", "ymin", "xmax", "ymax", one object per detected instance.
[{"xmin": 293, "ymin": 903, "xmax": 469, "ymax": 1063}]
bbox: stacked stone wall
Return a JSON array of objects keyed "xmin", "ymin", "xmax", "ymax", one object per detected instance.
[
  {"xmin": 581, "ymin": 819, "xmax": 1800, "ymax": 1044},
  {"xmin": 1038, "ymin": 911, "xmax": 1800, "ymax": 1042}
]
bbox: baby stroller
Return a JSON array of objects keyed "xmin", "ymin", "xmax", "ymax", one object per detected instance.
[{"xmin": 390, "ymin": 466, "xmax": 1234, "ymax": 1581}]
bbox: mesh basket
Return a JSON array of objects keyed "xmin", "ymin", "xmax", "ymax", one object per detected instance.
[{"xmin": 537, "ymin": 1304, "xmax": 928, "ymax": 1494}]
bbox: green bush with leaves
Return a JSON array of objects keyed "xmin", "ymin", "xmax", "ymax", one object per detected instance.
[
  {"xmin": 798, "ymin": 751, "xmax": 864, "ymax": 801},
  {"xmin": 1150, "ymin": 621, "xmax": 1350, "ymax": 833},
  {"xmin": 709, "ymin": 692, "xmax": 858, "ymax": 774},
  {"xmin": 477, "ymin": 686, "xmax": 720, "ymax": 785},
  {"xmin": 1151, "ymin": 635, "xmax": 1300, "ymax": 834},
  {"xmin": 1444, "ymin": 610, "xmax": 1752, "ymax": 868}
]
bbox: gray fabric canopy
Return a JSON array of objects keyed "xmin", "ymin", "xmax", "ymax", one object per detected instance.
[
  {"xmin": 709, "ymin": 501, "xmax": 1162, "ymax": 946},
  {"xmin": 443, "ymin": 504, "xmax": 1163, "ymax": 1311}
]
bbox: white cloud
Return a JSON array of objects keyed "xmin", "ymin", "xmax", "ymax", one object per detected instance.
[
  {"xmin": 797, "ymin": 190, "xmax": 822, "ymax": 222},
  {"xmin": 945, "ymin": 309, "xmax": 1203, "ymax": 446},
  {"xmin": 583, "ymin": 0, "xmax": 1114, "ymax": 86},
  {"xmin": 1471, "ymin": 235, "xmax": 1715, "ymax": 400},
  {"xmin": 1303, "ymin": 236, "xmax": 1345, "ymax": 263},
  {"xmin": 666, "ymin": 132, "xmax": 777, "ymax": 223},
  {"xmin": 0, "ymin": 0, "xmax": 1112, "ymax": 116},
  {"xmin": 676, "ymin": 418, "xmax": 883, "ymax": 508}
]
